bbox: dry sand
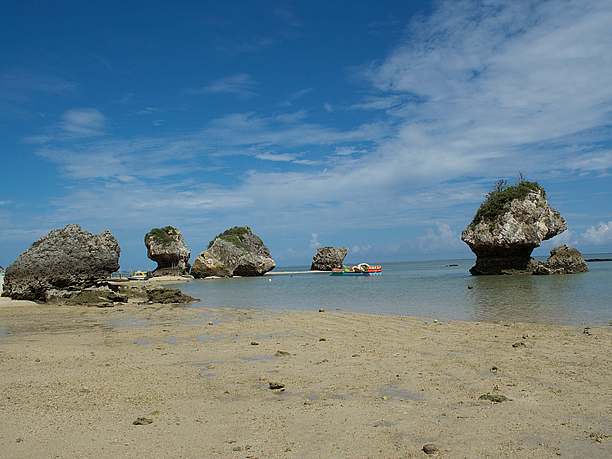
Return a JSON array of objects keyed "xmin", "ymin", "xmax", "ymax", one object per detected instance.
[{"xmin": 0, "ymin": 297, "xmax": 610, "ymax": 458}]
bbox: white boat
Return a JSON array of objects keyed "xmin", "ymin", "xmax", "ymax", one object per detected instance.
[{"xmin": 128, "ymin": 271, "xmax": 149, "ymax": 281}]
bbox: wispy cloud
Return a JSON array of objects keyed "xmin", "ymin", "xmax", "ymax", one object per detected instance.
[
  {"xmin": 0, "ymin": 71, "xmax": 76, "ymax": 116},
  {"xmin": 280, "ymin": 88, "xmax": 312, "ymax": 107},
  {"xmin": 255, "ymin": 151, "xmax": 321, "ymax": 166},
  {"xmin": 582, "ymin": 222, "xmax": 612, "ymax": 244},
  {"xmin": 61, "ymin": 108, "xmax": 106, "ymax": 137},
  {"xmin": 255, "ymin": 152, "xmax": 298, "ymax": 162},
  {"xmin": 186, "ymin": 73, "xmax": 257, "ymax": 97}
]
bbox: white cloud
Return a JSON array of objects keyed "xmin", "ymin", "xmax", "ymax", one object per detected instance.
[
  {"xmin": 350, "ymin": 244, "xmax": 372, "ymax": 255},
  {"xmin": 280, "ymin": 88, "xmax": 312, "ymax": 107},
  {"xmin": 415, "ymin": 223, "xmax": 462, "ymax": 253},
  {"xmin": 309, "ymin": 233, "xmax": 321, "ymax": 250},
  {"xmin": 255, "ymin": 152, "xmax": 297, "ymax": 162},
  {"xmin": 61, "ymin": 108, "xmax": 106, "ymax": 136},
  {"xmin": 566, "ymin": 151, "xmax": 612, "ymax": 174},
  {"xmin": 255, "ymin": 152, "xmax": 321, "ymax": 166},
  {"xmin": 186, "ymin": 73, "xmax": 257, "ymax": 97},
  {"xmin": 275, "ymin": 110, "xmax": 308, "ymax": 123},
  {"xmin": 582, "ymin": 222, "xmax": 612, "ymax": 244}
]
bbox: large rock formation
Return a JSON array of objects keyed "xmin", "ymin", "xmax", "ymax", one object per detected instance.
[
  {"xmin": 191, "ymin": 226, "xmax": 275, "ymax": 278},
  {"xmin": 532, "ymin": 245, "xmax": 589, "ymax": 275},
  {"xmin": 311, "ymin": 247, "xmax": 348, "ymax": 271},
  {"xmin": 144, "ymin": 226, "xmax": 191, "ymax": 276},
  {"xmin": 1, "ymin": 224, "xmax": 120, "ymax": 301},
  {"xmin": 461, "ymin": 181, "xmax": 567, "ymax": 275}
]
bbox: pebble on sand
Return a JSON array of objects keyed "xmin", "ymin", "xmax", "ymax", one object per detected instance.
[
  {"xmin": 479, "ymin": 393, "xmax": 511, "ymax": 403},
  {"xmin": 133, "ymin": 417, "xmax": 153, "ymax": 425},
  {"xmin": 269, "ymin": 382, "xmax": 285, "ymax": 390},
  {"xmin": 422, "ymin": 443, "xmax": 438, "ymax": 454}
]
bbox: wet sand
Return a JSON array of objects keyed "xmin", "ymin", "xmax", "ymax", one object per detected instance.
[{"xmin": 0, "ymin": 297, "xmax": 610, "ymax": 458}]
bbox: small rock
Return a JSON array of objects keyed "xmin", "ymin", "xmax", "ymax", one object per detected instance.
[
  {"xmin": 512, "ymin": 341, "xmax": 526, "ymax": 348},
  {"xmin": 479, "ymin": 393, "xmax": 511, "ymax": 403},
  {"xmin": 490, "ymin": 366, "xmax": 498, "ymax": 374},
  {"xmin": 16, "ymin": 437, "xmax": 23, "ymax": 444},
  {"xmin": 467, "ymin": 285, "xmax": 473, "ymax": 289},
  {"xmin": 583, "ymin": 327, "xmax": 592, "ymax": 335},
  {"xmin": 232, "ymin": 446, "xmax": 243, "ymax": 452},
  {"xmin": 275, "ymin": 350, "xmax": 291, "ymax": 357},
  {"xmin": 269, "ymin": 382, "xmax": 285, "ymax": 390},
  {"xmin": 318, "ymin": 308, "xmax": 325, "ymax": 312},
  {"xmin": 207, "ymin": 321, "xmax": 214, "ymax": 326},
  {"xmin": 422, "ymin": 443, "xmax": 438, "ymax": 455},
  {"xmin": 34, "ymin": 358, "xmax": 40, "ymax": 362},
  {"xmin": 352, "ymin": 353, "xmax": 360, "ymax": 357},
  {"xmin": 588, "ymin": 431, "xmax": 608, "ymax": 443},
  {"xmin": 318, "ymin": 338, "xmax": 326, "ymax": 342},
  {"xmin": 250, "ymin": 341, "xmax": 259, "ymax": 346},
  {"xmin": 133, "ymin": 417, "xmax": 153, "ymax": 425}
]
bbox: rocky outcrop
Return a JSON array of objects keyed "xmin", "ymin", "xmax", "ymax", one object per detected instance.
[
  {"xmin": 532, "ymin": 245, "xmax": 589, "ymax": 275},
  {"xmin": 311, "ymin": 247, "xmax": 348, "ymax": 271},
  {"xmin": 461, "ymin": 182, "xmax": 567, "ymax": 275},
  {"xmin": 144, "ymin": 226, "xmax": 191, "ymax": 276},
  {"xmin": 191, "ymin": 226, "xmax": 275, "ymax": 278},
  {"xmin": 1, "ymin": 224, "xmax": 120, "ymax": 301}
]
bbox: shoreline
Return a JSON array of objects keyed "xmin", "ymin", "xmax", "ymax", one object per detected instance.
[{"xmin": 1, "ymin": 297, "xmax": 610, "ymax": 457}]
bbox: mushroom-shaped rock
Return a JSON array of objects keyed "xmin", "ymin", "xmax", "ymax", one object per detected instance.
[
  {"xmin": 1, "ymin": 224, "xmax": 120, "ymax": 301},
  {"xmin": 461, "ymin": 181, "xmax": 567, "ymax": 275},
  {"xmin": 144, "ymin": 226, "xmax": 191, "ymax": 276},
  {"xmin": 533, "ymin": 245, "xmax": 589, "ymax": 275},
  {"xmin": 311, "ymin": 247, "xmax": 348, "ymax": 271},
  {"xmin": 191, "ymin": 226, "xmax": 275, "ymax": 278}
]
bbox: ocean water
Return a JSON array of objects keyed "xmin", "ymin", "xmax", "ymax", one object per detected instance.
[{"xmin": 175, "ymin": 256, "xmax": 612, "ymax": 326}]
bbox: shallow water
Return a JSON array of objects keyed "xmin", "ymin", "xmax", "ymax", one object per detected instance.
[{"xmin": 176, "ymin": 256, "xmax": 612, "ymax": 326}]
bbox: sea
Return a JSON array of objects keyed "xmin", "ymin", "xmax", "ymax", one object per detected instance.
[{"xmin": 175, "ymin": 254, "xmax": 612, "ymax": 326}]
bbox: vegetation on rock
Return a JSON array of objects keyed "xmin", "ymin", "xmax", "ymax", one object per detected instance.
[
  {"xmin": 471, "ymin": 178, "xmax": 545, "ymax": 225},
  {"xmin": 208, "ymin": 226, "xmax": 252, "ymax": 250},
  {"xmin": 145, "ymin": 226, "xmax": 178, "ymax": 247}
]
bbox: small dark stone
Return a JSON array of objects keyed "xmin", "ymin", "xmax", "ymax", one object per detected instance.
[
  {"xmin": 422, "ymin": 443, "xmax": 438, "ymax": 454},
  {"xmin": 479, "ymin": 393, "xmax": 511, "ymax": 403},
  {"xmin": 512, "ymin": 341, "xmax": 526, "ymax": 348},
  {"xmin": 275, "ymin": 350, "xmax": 291, "ymax": 357},
  {"xmin": 133, "ymin": 417, "xmax": 153, "ymax": 425},
  {"xmin": 250, "ymin": 341, "xmax": 260, "ymax": 346},
  {"xmin": 318, "ymin": 308, "xmax": 325, "ymax": 312},
  {"xmin": 269, "ymin": 382, "xmax": 285, "ymax": 390},
  {"xmin": 583, "ymin": 327, "xmax": 592, "ymax": 335}
]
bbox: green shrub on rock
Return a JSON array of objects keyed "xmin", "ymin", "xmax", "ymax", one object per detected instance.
[{"xmin": 471, "ymin": 179, "xmax": 545, "ymax": 225}]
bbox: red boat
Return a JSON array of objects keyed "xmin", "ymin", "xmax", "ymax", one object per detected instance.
[{"xmin": 331, "ymin": 263, "xmax": 382, "ymax": 276}]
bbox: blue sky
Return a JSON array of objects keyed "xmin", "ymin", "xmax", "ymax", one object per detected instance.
[{"xmin": 1, "ymin": 0, "xmax": 612, "ymax": 270}]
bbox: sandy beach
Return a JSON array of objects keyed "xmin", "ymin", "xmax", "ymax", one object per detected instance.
[{"xmin": 0, "ymin": 297, "xmax": 610, "ymax": 458}]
